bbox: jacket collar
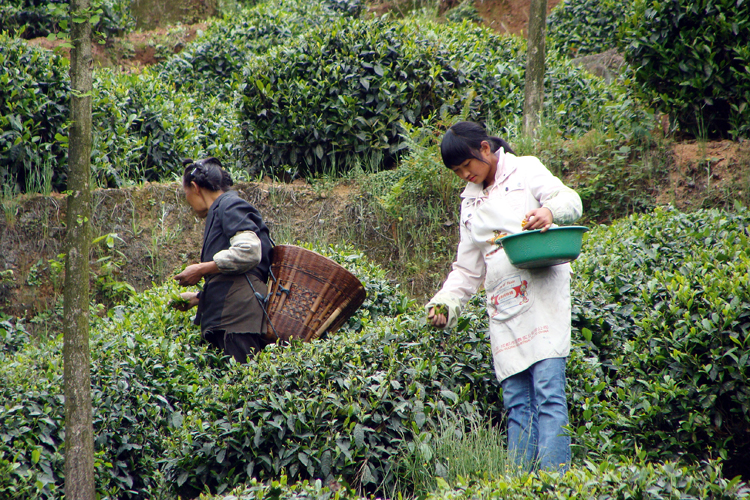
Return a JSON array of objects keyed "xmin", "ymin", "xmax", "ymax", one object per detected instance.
[{"xmin": 460, "ymin": 148, "xmax": 517, "ymax": 199}]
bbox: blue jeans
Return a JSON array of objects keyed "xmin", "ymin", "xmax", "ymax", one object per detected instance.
[{"xmin": 501, "ymin": 357, "xmax": 571, "ymax": 473}]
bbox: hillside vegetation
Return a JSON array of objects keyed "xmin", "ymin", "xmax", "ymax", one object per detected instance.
[{"xmin": 1, "ymin": 0, "xmax": 750, "ymax": 498}]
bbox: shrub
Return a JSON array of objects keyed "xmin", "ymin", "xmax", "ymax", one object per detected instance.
[
  {"xmin": 200, "ymin": 460, "xmax": 750, "ymax": 500},
  {"xmin": 159, "ymin": 305, "xmax": 500, "ymax": 497},
  {"xmin": 547, "ymin": 0, "xmax": 631, "ymax": 57},
  {"xmin": 239, "ymin": 17, "xmax": 641, "ymax": 179},
  {"xmin": 158, "ymin": 0, "xmax": 363, "ymax": 100},
  {"xmin": 620, "ymin": 0, "xmax": 750, "ymax": 138},
  {"xmin": 0, "ymin": 0, "xmax": 135, "ymax": 39},
  {"xmin": 0, "ymin": 34, "xmax": 70, "ymax": 192},
  {"xmin": 424, "ymin": 459, "xmax": 750, "ymax": 500},
  {"xmin": 568, "ymin": 206, "xmax": 750, "ymax": 478},
  {"xmin": 92, "ymin": 68, "xmax": 242, "ymax": 186},
  {"xmin": 0, "ymin": 246, "xmax": 500, "ymax": 498}
]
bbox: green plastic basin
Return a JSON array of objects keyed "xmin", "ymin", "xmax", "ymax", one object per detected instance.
[{"xmin": 501, "ymin": 226, "xmax": 589, "ymax": 269}]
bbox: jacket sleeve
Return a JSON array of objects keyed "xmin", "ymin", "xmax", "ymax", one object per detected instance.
[
  {"xmin": 525, "ymin": 157, "xmax": 583, "ymax": 224},
  {"xmin": 426, "ymin": 203, "xmax": 485, "ymax": 328},
  {"xmin": 213, "ymin": 230, "xmax": 262, "ymax": 274}
]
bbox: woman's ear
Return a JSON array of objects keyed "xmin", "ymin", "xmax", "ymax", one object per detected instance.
[{"xmin": 480, "ymin": 140, "xmax": 493, "ymax": 157}]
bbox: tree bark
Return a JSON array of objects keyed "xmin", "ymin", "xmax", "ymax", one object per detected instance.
[
  {"xmin": 523, "ymin": 0, "xmax": 548, "ymax": 137},
  {"xmin": 64, "ymin": 0, "xmax": 94, "ymax": 497}
]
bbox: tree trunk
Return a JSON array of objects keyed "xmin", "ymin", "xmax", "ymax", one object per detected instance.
[
  {"xmin": 523, "ymin": 0, "xmax": 548, "ymax": 137},
  {"xmin": 64, "ymin": 0, "xmax": 94, "ymax": 497}
]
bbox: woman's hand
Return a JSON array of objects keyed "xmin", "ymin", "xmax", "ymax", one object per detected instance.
[
  {"xmin": 427, "ymin": 305, "xmax": 448, "ymax": 328},
  {"xmin": 171, "ymin": 292, "xmax": 199, "ymax": 311},
  {"xmin": 181, "ymin": 292, "xmax": 199, "ymax": 310},
  {"xmin": 174, "ymin": 261, "xmax": 219, "ymax": 286},
  {"xmin": 522, "ymin": 207, "xmax": 553, "ymax": 232}
]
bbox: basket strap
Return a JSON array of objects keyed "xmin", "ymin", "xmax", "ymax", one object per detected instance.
[{"xmin": 245, "ymin": 273, "xmax": 280, "ymax": 341}]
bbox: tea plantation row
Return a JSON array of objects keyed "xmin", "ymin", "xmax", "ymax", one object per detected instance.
[
  {"xmin": 1, "ymin": 0, "xmax": 643, "ymax": 192},
  {"xmin": 2, "ymin": 209, "xmax": 750, "ymax": 498}
]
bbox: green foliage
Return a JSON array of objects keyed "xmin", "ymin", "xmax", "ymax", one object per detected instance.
[
  {"xmin": 424, "ymin": 459, "xmax": 750, "ymax": 500},
  {"xmin": 547, "ymin": 0, "xmax": 631, "ymax": 57},
  {"xmin": 158, "ymin": 0, "xmax": 363, "ymax": 101},
  {"xmin": 160, "ymin": 310, "xmax": 499, "ymax": 497},
  {"xmin": 92, "ymin": 67, "xmax": 242, "ymax": 186},
  {"xmin": 445, "ymin": 0, "xmax": 481, "ymax": 24},
  {"xmin": 0, "ymin": 246, "xmax": 500, "ymax": 498},
  {"xmin": 0, "ymin": 0, "xmax": 135, "ymax": 39},
  {"xmin": 239, "ymin": 15, "xmax": 648, "ymax": 179},
  {"xmin": 568, "ymin": 206, "xmax": 750, "ymax": 476},
  {"xmin": 620, "ymin": 0, "xmax": 750, "ymax": 139},
  {"xmin": 0, "ymin": 34, "xmax": 70, "ymax": 192}
]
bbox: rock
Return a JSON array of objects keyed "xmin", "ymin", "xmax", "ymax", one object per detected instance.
[{"xmin": 570, "ymin": 49, "xmax": 627, "ymax": 84}]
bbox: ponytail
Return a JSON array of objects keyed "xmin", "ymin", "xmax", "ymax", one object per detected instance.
[{"xmin": 182, "ymin": 157, "xmax": 233, "ymax": 192}]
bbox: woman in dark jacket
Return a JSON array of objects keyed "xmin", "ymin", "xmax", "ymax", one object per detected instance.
[{"xmin": 174, "ymin": 157, "xmax": 274, "ymax": 363}]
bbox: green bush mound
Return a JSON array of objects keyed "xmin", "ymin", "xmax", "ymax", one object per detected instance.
[
  {"xmin": 0, "ymin": 246, "xmax": 501, "ymax": 498},
  {"xmin": 620, "ymin": 0, "xmax": 750, "ymax": 139},
  {"xmin": 568, "ymin": 206, "xmax": 750, "ymax": 477},
  {"xmin": 0, "ymin": 0, "xmax": 135, "ymax": 39},
  {"xmin": 0, "ymin": 33, "xmax": 242, "ymax": 191},
  {"xmin": 547, "ymin": 0, "xmax": 630, "ymax": 57},
  {"xmin": 202, "ymin": 459, "xmax": 750, "ymax": 500},
  {"xmin": 239, "ymin": 17, "xmax": 644, "ymax": 178},
  {"xmin": 92, "ymin": 68, "xmax": 242, "ymax": 185},
  {"xmin": 158, "ymin": 0, "xmax": 364, "ymax": 100},
  {"xmin": 0, "ymin": 34, "xmax": 70, "ymax": 192}
]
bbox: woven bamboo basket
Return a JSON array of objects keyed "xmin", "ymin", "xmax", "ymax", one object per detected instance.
[{"xmin": 265, "ymin": 245, "xmax": 366, "ymax": 342}]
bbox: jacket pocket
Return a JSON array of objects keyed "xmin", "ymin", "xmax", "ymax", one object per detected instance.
[{"xmin": 485, "ymin": 269, "xmax": 535, "ymax": 321}]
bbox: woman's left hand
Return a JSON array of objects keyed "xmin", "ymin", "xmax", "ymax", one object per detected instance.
[
  {"xmin": 175, "ymin": 264, "xmax": 206, "ymax": 286},
  {"xmin": 522, "ymin": 207, "xmax": 553, "ymax": 232}
]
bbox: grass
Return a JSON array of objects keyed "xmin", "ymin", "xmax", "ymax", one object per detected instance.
[{"xmin": 390, "ymin": 413, "xmax": 517, "ymax": 498}]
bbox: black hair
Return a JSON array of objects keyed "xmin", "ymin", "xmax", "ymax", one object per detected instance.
[
  {"xmin": 182, "ymin": 157, "xmax": 233, "ymax": 192},
  {"xmin": 440, "ymin": 121, "xmax": 515, "ymax": 169}
]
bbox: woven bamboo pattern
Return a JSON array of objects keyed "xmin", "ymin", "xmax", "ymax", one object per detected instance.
[{"xmin": 266, "ymin": 245, "xmax": 366, "ymax": 342}]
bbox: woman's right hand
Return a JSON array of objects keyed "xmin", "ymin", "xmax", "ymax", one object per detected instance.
[
  {"xmin": 172, "ymin": 292, "xmax": 199, "ymax": 311},
  {"xmin": 427, "ymin": 306, "xmax": 448, "ymax": 328}
]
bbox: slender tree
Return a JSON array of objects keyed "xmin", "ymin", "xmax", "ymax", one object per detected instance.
[
  {"xmin": 64, "ymin": 0, "xmax": 95, "ymax": 497},
  {"xmin": 523, "ymin": 0, "xmax": 548, "ymax": 137}
]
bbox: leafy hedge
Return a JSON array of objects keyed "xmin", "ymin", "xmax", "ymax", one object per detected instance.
[
  {"xmin": 0, "ymin": 246, "xmax": 501, "ymax": 498},
  {"xmin": 568, "ymin": 206, "xmax": 750, "ymax": 478},
  {"xmin": 202, "ymin": 460, "xmax": 750, "ymax": 500},
  {"xmin": 158, "ymin": 0, "xmax": 364, "ymax": 100},
  {"xmin": 0, "ymin": 34, "xmax": 243, "ymax": 191},
  {"xmin": 0, "ymin": 34, "xmax": 70, "ymax": 192},
  {"xmin": 92, "ymin": 68, "xmax": 242, "ymax": 185},
  {"xmin": 238, "ymin": 17, "xmax": 645, "ymax": 178},
  {"xmin": 547, "ymin": 0, "xmax": 630, "ymax": 57},
  {"xmin": 0, "ymin": 0, "xmax": 135, "ymax": 39},
  {"xmin": 620, "ymin": 0, "xmax": 750, "ymax": 138}
]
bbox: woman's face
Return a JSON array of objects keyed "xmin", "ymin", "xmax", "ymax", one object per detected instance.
[
  {"xmin": 449, "ymin": 141, "xmax": 497, "ymax": 187},
  {"xmin": 183, "ymin": 182, "xmax": 209, "ymax": 218}
]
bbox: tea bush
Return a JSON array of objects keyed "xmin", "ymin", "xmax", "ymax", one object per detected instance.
[
  {"xmin": 547, "ymin": 0, "xmax": 631, "ymax": 57},
  {"xmin": 0, "ymin": 0, "xmax": 135, "ymax": 39},
  {"xmin": 239, "ymin": 17, "xmax": 645, "ymax": 179},
  {"xmin": 158, "ymin": 0, "xmax": 363, "ymax": 100},
  {"xmin": 0, "ymin": 34, "xmax": 70, "ymax": 192},
  {"xmin": 620, "ymin": 0, "xmax": 750, "ymax": 138},
  {"xmin": 423, "ymin": 459, "xmax": 750, "ymax": 500},
  {"xmin": 0, "ymin": 32, "xmax": 242, "ymax": 192},
  {"xmin": 568, "ymin": 206, "xmax": 750, "ymax": 477},
  {"xmin": 92, "ymin": 68, "xmax": 242, "ymax": 185},
  {"xmin": 0, "ymin": 246, "xmax": 501, "ymax": 498},
  {"xmin": 201, "ymin": 460, "xmax": 750, "ymax": 500}
]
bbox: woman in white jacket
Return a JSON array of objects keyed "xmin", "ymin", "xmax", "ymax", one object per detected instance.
[{"xmin": 426, "ymin": 121, "xmax": 582, "ymax": 472}]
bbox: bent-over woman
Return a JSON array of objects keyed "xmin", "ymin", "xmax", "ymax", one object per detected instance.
[{"xmin": 174, "ymin": 157, "xmax": 274, "ymax": 363}]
